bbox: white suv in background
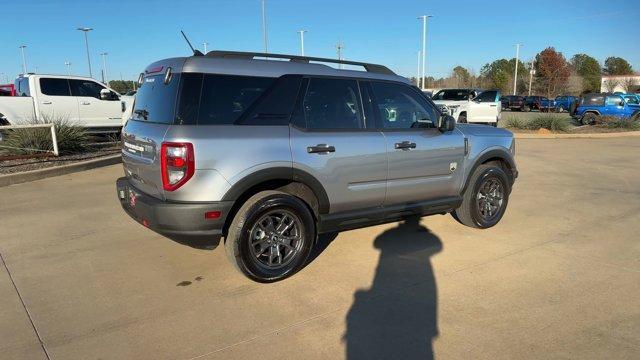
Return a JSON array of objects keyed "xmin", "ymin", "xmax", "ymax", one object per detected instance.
[
  {"xmin": 431, "ymin": 88, "xmax": 501, "ymax": 126},
  {"xmin": 0, "ymin": 74, "xmax": 125, "ymax": 130}
]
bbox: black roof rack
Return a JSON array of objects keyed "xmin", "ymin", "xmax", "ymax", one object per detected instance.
[{"xmin": 205, "ymin": 50, "xmax": 396, "ymax": 76}]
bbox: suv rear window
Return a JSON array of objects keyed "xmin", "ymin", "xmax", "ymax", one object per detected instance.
[
  {"xmin": 132, "ymin": 73, "xmax": 182, "ymax": 124},
  {"xmin": 177, "ymin": 74, "xmax": 275, "ymax": 125}
]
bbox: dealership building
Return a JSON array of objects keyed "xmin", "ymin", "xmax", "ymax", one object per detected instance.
[{"xmin": 600, "ymin": 75, "xmax": 640, "ymax": 93}]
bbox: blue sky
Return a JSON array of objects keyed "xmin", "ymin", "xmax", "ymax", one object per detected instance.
[{"xmin": 2, "ymin": 0, "xmax": 639, "ymax": 82}]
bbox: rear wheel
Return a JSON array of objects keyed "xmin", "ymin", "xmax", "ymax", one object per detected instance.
[
  {"xmin": 582, "ymin": 113, "xmax": 597, "ymax": 125},
  {"xmin": 453, "ymin": 164, "xmax": 510, "ymax": 229},
  {"xmin": 225, "ymin": 191, "xmax": 315, "ymax": 282}
]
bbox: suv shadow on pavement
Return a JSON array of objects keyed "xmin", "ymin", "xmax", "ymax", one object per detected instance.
[{"xmin": 345, "ymin": 217, "xmax": 442, "ymax": 360}]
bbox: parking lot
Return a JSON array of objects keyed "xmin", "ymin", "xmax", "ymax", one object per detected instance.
[{"xmin": 1, "ymin": 137, "xmax": 639, "ymax": 359}]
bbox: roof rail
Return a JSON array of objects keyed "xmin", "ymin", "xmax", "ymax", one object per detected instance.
[{"xmin": 205, "ymin": 50, "xmax": 396, "ymax": 75}]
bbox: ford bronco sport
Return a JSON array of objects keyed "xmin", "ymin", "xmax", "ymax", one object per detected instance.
[{"xmin": 116, "ymin": 51, "xmax": 518, "ymax": 282}]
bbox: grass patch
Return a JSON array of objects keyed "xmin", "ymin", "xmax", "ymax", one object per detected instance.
[
  {"xmin": 594, "ymin": 116, "xmax": 640, "ymax": 130},
  {"xmin": 504, "ymin": 115, "xmax": 571, "ymax": 132},
  {"xmin": 0, "ymin": 115, "xmax": 90, "ymax": 156}
]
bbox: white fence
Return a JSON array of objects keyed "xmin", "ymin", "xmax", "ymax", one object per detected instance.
[{"xmin": 0, "ymin": 123, "xmax": 59, "ymax": 156}]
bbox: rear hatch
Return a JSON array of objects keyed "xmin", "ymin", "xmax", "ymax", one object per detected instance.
[{"xmin": 121, "ymin": 59, "xmax": 184, "ymax": 200}]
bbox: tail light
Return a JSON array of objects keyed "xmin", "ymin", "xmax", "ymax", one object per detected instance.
[{"xmin": 161, "ymin": 142, "xmax": 194, "ymax": 191}]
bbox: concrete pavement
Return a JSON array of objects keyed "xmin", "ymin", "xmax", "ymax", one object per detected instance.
[{"xmin": 0, "ymin": 138, "xmax": 639, "ymax": 359}]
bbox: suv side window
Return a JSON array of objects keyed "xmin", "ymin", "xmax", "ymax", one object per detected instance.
[
  {"xmin": 300, "ymin": 77, "xmax": 363, "ymax": 130},
  {"xmin": 476, "ymin": 90, "xmax": 499, "ymax": 103},
  {"xmin": 70, "ymin": 79, "xmax": 106, "ymax": 99},
  {"xmin": 371, "ymin": 81, "xmax": 437, "ymax": 129},
  {"xmin": 39, "ymin": 78, "xmax": 71, "ymax": 96},
  {"xmin": 606, "ymin": 95, "xmax": 624, "ymax": 106}
]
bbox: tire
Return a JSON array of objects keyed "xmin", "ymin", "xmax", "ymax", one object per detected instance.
[
  {"xmin": 452, "ymin": 164, "xmax": 510, "ymax": 229},
  {"xmin": 457, "ymin": 114, "xmax": 467, "ymax": 123},
  {"xmin": 523, "ymin": 106, "xmax": 530, "ymax": 112},
  {"xmin": 582, "ymin": 113, "xmax": 597, "ymax": 125},
  {"xmin": 225, "ymin": 190, "xmax": 316, "ymax": 282},
  {"xmin": 557, "ymin": 106, "xmax": 564, "ymax": 113}
]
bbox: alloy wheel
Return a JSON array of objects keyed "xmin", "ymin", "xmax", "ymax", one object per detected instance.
[{"xmin": 248, "ymin": 210, "xmax": 303, "ymax": 270}]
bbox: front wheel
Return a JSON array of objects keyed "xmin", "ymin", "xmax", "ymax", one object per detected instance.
[
  {"xmin": 225, "ymin": 191, "xmax": 315, "ymax": 282},
  {"xmin": 582, "ymin": 113, "xmax": 597, "ymax": 125},
  {"xmin": 453, "ymin": 164, "xmax": 510, "ymax": 229}
]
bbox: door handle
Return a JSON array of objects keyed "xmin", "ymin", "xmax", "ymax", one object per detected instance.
[
  {"xmin": 394, "ymin": 141, "xmax": 417, "ymax": 150},
  {"xmin": 81, "ymin": 101, "xmax": 91, "ymax": 105},
  {"xmin": 307, "ymin": 144, "xmax": 335, "ymax": 154},
  {"xmin": 42, "ymin": 101, "xmax": 52, "ymax": 105},
  {"xmin": 490, "ymin": 105, "xmax": 497, "ymax": 107}
]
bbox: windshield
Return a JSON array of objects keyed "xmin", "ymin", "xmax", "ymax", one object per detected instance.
[
  {"xmin": 432, "ymin": 89, "xmax": 470, "ymax": 101},
  {"xmin": 131, "ymin": 73, "xmax": 181, "ymax": 124}
]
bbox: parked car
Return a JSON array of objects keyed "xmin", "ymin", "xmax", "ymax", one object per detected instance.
[
  {"xmin": 575, "ymin": 93, "xmax": 640, "ymax": 125},
  {"xmin": 431, "ymin": 88, "xmax": 502, "ymax": 126},
  {"xmin": 0, "ymin": 84, "xmax": 16, "ymax": 97},
  {"xmin": 0, "ymin": 74, "xmax": 125, "ymax": 129},
  {"xmin": 524, "ymin": 96, "xmax": 556, "ymax": 112},
  {"xmin": 115, "ymin": 51, "xmax": 518, "ymax": 282},
  {"xmin": 554, "ymin": 95, "xmax": 578, "ymax": 112},
  {"xmin": 501, "ymin": 95, "xmax": 527, "ymax": 111}
]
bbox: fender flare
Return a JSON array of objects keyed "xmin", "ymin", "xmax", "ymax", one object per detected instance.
[
  {"xmin": 221, "ymin": 167, "xmax": 330, "ymax": 214},
  {"xmin": 462, "ymin": 148, "xmax": 516, "ymax": 194}
]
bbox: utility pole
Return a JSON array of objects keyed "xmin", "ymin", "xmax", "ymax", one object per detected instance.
[
  {"xmin": 336, "ymin": 40, "xmax": 344, "ymax": 69},
  {"xmin": 513, "ymin": 43, "xmax": 522, "ymax": 95},
  {"xmin": 418, "ymin": 15, "xmax": 433, "ymax": 90},
  {"xmin": 261, "ymin": 0, "xmax": 269, "ymax": 53},
  {"xmin": 297, "ymin": 30, "xmax": 307, "ymax": 56},
  {"xmin": 19, "ymin": 45, "xmax": 28, "ymax": 74},
  {"xmin": 77, "ymin": 27, "xmax": 93, "ymax": 78},
  {"xmin": 203, "ymin": 42, "xmax": 209, "ymax": 53},
  {"xmin": 100, "ymin": 52, "xmax": 108, "ymax": 84},
  {"xmin": 528, "ymin": 60, "xmax": 535, "ymax": 96},
  {"xmin": 65, "ymin": 61, "xmax": 72, "ymax": 75}
]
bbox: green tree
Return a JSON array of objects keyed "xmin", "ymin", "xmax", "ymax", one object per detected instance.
[
  {"xmin": 603, "ymin": 57, "xmax": 633, "ymax": 75},
  {"xmin": 452, "ymin": 66, "xmax": 471, "ymax": 87},
  {"xmin": 570, "ymin": 54, "xmax": 601, "ymax": 93},
  {"xmin": 480, "ymin": 58, "xmax": 527, "ymax": 94},
  {"xmin": 108, "ymin": 80, "xmax": 136, "ymax": 94}
]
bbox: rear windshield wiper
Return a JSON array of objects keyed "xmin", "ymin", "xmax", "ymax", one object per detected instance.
[{"xmin": 134, "ymin": 109, "xmax": 149, "ymax": 120}]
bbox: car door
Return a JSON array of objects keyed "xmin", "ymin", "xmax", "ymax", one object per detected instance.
[
  {"xmin": 289, "ymin": 77, "xmax": 387, "ymax": 214},
  {"xmin": 36, "ymin": 77, "xmax": 80, "ymax": 122},
  {"xmin": 368, "ymin": 81, "xmax": 466, "ymax": 205},
  {"xmin": 603, "ymin": 95, "xmax": 627, "ymax": 117},
  {"xmin": 69, "ymin": 79, "xmax": 123, "ymax": 127},
  {"xmin": 468, "ymin": 90, "xmax": 500, "ymax": 122}
]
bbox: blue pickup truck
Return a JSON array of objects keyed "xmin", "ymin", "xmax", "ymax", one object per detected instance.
[
  {"xmin": 554, "ymin": 95, "xmax": 579, "ymax": 113},
  {"xmin": 575, "ymin": 93, "xmax": 640, "ymax": 125}
]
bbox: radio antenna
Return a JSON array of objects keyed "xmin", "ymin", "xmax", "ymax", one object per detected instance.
[{"xmin": 181, "ymin": 30, "xmax": 204, "ymax": 56}]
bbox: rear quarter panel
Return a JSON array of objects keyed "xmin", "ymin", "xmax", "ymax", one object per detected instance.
[{"xmin": 0, "ymin": 97, "xmax": 36, "ymax": 124}]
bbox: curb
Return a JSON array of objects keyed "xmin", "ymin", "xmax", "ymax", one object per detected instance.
[
  {"xmin": 514, "ymin": 131, "xmax": 640, "ymax": 139},
  {"xmin": 0, "ymin": 154, "xmax": 121, "ymax": 187}
]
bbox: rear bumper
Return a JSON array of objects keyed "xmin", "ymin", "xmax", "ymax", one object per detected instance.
[{"xmin": 116, "ymin": 177, "xmax": 233, "ymax": 237}]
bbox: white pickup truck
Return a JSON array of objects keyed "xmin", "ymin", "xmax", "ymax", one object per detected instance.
[
  {"xmin": 0, "ymin": 74, "xmax": 128, "ymax": 130},
  {"xmin": 431, "ymin": 88, "xmax": 501, "ymax": 126}
]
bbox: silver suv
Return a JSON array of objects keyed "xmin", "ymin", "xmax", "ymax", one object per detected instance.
[{"xmin": 116, "ymin": 51, "xmax": 518, "ymax": 282}]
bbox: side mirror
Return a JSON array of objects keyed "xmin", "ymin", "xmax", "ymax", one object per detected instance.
[
  {"xmin": 439, "ymin": 115, "xmax": 456, "ymax": 132},
  {"xmin": 100, "ymin": 88, "xmax": 110, "ymax": 100}
]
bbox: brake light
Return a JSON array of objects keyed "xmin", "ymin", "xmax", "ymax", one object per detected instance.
[{"xmin": 160, "ymin": 142, "xmax": 194, "ymax": 191}]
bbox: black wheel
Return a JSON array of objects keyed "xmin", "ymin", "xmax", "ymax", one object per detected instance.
[
  {"xmin": 582, "ymin": 113, "xmax": 597, "ymax": 125},
  {"xmin": 523, "ymin": 106, "xmax": 530, "ymax": 112},
  {"xmin": 453, "ymin": 164, "xmax": 510, "ymax": 229},
  {"xmin": 457, "ymin": 114, "xmax": 467, "ymax": 123},
  {"xmin": 225, "ymin": 190, "xmax": 315, "ymax": 282}
]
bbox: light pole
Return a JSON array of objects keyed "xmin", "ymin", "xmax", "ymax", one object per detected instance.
[
  {"xmin": 65, "ymin": 61, "xmax": 72, "ymax": 75},
  {"xmin": 77, "ymin": 27, "xmax": 93, "ymax": 78},
  {"xmin": 203, "ymin": 42, "xmax": 209, "ymax": 53},
  {"xmin": 418, "ymin": 15, "xmax": 433, "ymax": 90},
  {"xmin": 297, "ymin": 30, "xmax": 307, "ymax": 56},
  {"xmin": 19, "ymin": 45, "xmax": 28, "ymax": 74},
  {"xmin": 100, "ymin": 52, "xmax": 108, "ymax": 84},
  {"xmin": 336, "ymin": 40, "xmax": 344, "ymax": 69},
  {"xmin": 513, "ymin": 43, "xmax": 522, "ymax": 95},
  {"xmin": 417, "ymin": 50, "xmax": 422, "ymax": 87},
  {"xmin": 261, "ymin": 0, "xmax": 269, "ymax": 53}
]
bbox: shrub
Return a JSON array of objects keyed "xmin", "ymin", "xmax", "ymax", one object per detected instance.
[
  {"xmin": 594, "ymin": 115, "xmax": 640, "ymax": 130},
  {"xmin": 503, "ymin": 116, "xmax": 526, "ymax": 129},
  {"xmin": 525, "ymin": 116, "xmax": 571, "ymax": 132},
  {"xmin": 0, "ymin": 115, "xmax": 90, "ymax": 156}
]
